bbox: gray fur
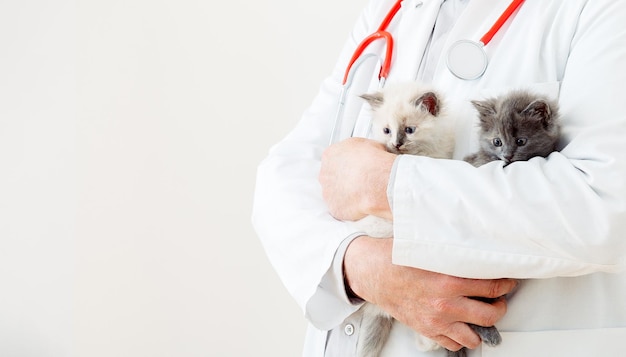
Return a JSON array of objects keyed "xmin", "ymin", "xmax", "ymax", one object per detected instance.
[
  {"xmin": 469, "ymin": 323, "xmax": 502, "ymax": 347},
  {"xmin": 447, "ymin": 322, "xmax": 503, "ymax": 357},
  {"xmin": 357, "ymin": 305, "xmax": 394, "ymax": 357},
  {"xmin": 464, "ymin": 90, "xmax": 561, "ymax": 167}
]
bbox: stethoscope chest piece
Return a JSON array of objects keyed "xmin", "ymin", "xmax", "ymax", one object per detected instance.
[{"xmin": 446, "ymin": 40, "xmax": 488, "ymax": 80}]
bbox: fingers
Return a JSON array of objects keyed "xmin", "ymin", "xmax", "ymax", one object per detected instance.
[
  {"xmin": 318, "ymin": 138, "xmax": 395, "ymax": 221},
  {"xmin": 392, "ymin": 276, "xmax": 512, "ymax": 350},
  {"xmin": 478, "ymin": 278, "xmax": 519, "ymax": 299},
  {"xmin": 427, "ymin": 284, "xmax": 509, "ymax": 328},
  {"xmin": 426, "ymin": 289, "xmax": 508, "ymax": 351},
  {"xmin": 455, "ymin": 295, "xmax": 508, "ymax": 328},
  {"xmin": 417, "ymin": 320, "xmax": 481, "ymax": 351},
  {"xmin": 345, "ymin": 239, "xmax": 515, "ymax": 351},
  {"xmin": 445, "ymin": 276, "xmax": 518, "ymax": 300},
  {"xmin": 414, "ymin": 295, "xmax": 505, "ymax": 342},
  {"xmin": 418, "ymin": 275, "xmax": 514, "ymax": 326},
  {"xmin": 430, "ymin": 334, "xmax": 465, "ymax": 352},
  {"xmin": 440, "ymin": 321, "xmax": 482, "ymax": 350}
]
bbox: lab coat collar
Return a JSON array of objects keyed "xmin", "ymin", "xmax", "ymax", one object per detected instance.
[{"xmin": 390, "ymin": 0, "xmax": 446, "ymax": 81}]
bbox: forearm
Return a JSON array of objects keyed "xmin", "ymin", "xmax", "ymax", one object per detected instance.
[
  {"xmin": 343, "ymin": 236, "xmax": 392, "ymax": 304},
  {"xmin": 343, "ymin": 235, "xmax": 518, "ymax": 351},
  {"xmin": 390, "ymin": 153, "xmax": 626, "ymax": 279},
  {"xmin": 377, "ymin": 1, "xmax": 626, "ymax": 280},
  {"xmin": 252, "ymin": 0, "xmax": 391, "ymax": 327}
]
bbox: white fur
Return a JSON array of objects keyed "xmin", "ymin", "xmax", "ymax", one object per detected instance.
[
  {"xmin": 368, "ymin": 81, "xmax": 456, "ymax": 159},
  {"xmin": 352, "ymin": 81, "xmax": 455, "ymax": 357}
]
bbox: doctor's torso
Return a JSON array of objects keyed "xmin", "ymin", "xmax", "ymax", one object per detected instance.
[{"xmin": 323, "ymin": 0, "xmax": 626, "ymax": 356}]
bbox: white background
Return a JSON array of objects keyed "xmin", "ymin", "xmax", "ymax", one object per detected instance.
[{"xmin": 0, "ymin": 0, "xmax": 364, "ymax": 356}]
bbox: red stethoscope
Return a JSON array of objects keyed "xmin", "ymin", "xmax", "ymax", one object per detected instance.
[{"xmin": 330, "ymin": 0, "xmax": 525, "ymax": 144}]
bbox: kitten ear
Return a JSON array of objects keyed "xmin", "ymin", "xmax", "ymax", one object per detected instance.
[
  {"xmin": 360, "ymin": 92, "xmax": 384, "ymax": 108},
  {"xmin": 472, "ymin": 99, "xmax": 497, "ymax": 130},
  {"xmin": 471, "ymin": 99, "xmax": 496, "ymax": 117},
  {"xmin": 414, "ymin": 92, "xmax": 440, "ymax": 116},
  {"xmin": 522, "ymin": 99, "xmax": 553, "ymax": 123}
]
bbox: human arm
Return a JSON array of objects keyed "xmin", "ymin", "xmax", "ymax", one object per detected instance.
[
  {"xmin": 318, "ymin": 138, "xmax": 518, "ymax": 351},
  {"xmin": 319, "ymin": 137, "xmax": 394, "ymax": 222},
  {"xmin": 251, "ymin": 0, "xmax": 397, "ymax": 330},
  {"xmin": 343, "ymin": 235, "xmax": 517, "ymax": 351}
]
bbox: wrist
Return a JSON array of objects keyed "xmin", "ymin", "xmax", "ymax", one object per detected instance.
[
  {"xmin": 343, "ymin": 236, "xmax": 392, "ymax": 304},
  {"xmin": 362, "ymin": 151, "xmax": 395, "ymax": 220},
  {"xmin": 343, "ymin": 267, "xmax": 363, "ymax": 302}
]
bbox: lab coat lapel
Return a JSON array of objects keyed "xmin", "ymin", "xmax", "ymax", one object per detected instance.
[{"xmin": 388, "ymin": 0, "xmax": 445, "ymax": 81}]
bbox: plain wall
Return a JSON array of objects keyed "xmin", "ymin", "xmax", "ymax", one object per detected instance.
[{"xmin": 0, "ymin": 0, "xmax": 364, "ymax": 356}]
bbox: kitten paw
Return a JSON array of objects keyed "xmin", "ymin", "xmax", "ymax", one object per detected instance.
[
  {"xmin": 446, "ymin": 348, "xmax": 467, "ymax": 357},
  {"xmin": 414, "ymin": 333, "xmax": 440, "ymax": 351},
  {"xmin": 469, "ymin": 324, "xmax": 502, "ymax": 347}
]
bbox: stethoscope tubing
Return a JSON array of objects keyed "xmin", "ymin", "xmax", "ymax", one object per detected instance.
[
  {"xmin": 330, "ymin": 0, "xmax": 526, "ymax": 144},
  {"xmin": 331, "ymin": 0, "xmax": 402, "ymax": 145},
  {"xmin": 480, "ymin": 0, "xmax": 526, "ymax": 46},
  {"xmin": 330, "ymin": 53, "xmax": 381, "ymax": 145}
]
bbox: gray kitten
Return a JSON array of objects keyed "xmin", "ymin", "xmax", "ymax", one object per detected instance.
[
  {"xmin": 449, "ymin": 90, "xmax": 561, "ymax": 357},
  {"xmin": 353, "ymin": 82, "xmax": 456, "ymax": 357},
  {"xmin": 464, "ymin": 90, "xmax": 561, "ymax": 167}
]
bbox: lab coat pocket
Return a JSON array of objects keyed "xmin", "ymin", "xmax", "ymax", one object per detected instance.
[{"xmin": 482, "ymin": 327, "xmax": 626, "ymax": 357}]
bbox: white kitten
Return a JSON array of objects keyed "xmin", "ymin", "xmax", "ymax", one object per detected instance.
[
  {"xmin": 352, "ymin": 82, "xmax": 455, "ymax": 357},
  {"xmin": 364, "ymin": 81, "xmax": 455, "ymax": 158}
]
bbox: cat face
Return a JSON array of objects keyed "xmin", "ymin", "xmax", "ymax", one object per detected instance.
[
  {"xmin": 472, "ymin": 92, "xmax": 560, "ymax": 165},
  {"xmin": 361, "ymin": 89, "xmax": 442, "ymax": 155}
]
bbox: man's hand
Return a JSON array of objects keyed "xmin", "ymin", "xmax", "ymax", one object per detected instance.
[
  {"xmin": 345, "ymin": 236, "xmax": 517, "ymax": 352},
  {"xmin": 319, "ymin": 137, "xmax": 396, "ymax": 221}
]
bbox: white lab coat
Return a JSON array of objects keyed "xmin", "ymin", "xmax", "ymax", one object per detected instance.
[{"xmin": 252, "ymin": 0, "xmax": 626, "ymax": 356}]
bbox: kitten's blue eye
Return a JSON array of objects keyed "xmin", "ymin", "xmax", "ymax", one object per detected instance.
[
  {"xmin": 516, "ymin": 138, "xmax": 527, "ymax": 146},
  {"xmin": 405, "ymin": 127, "xmax": 416, "ymax": 134},
  {"xmin": 492, "ymin": 138, "xmax": 503, "ymax": 147},
  {"xmin": 383, "ymin": 128, "xmax": 391, "ymax": 135}
]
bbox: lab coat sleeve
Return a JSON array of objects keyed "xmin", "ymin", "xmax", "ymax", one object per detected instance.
[
  {"xmin": 252, "ymin": 0, "xmax": 393, "ymax": 330},
  {"xmin": 391, "ymin": 0, "xmax": 626, "ymax": 279}
]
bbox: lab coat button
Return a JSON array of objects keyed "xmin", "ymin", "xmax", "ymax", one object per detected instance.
[{"xmin": 344, "ymin": 324, "xmax": 355, "ymax": 336}]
